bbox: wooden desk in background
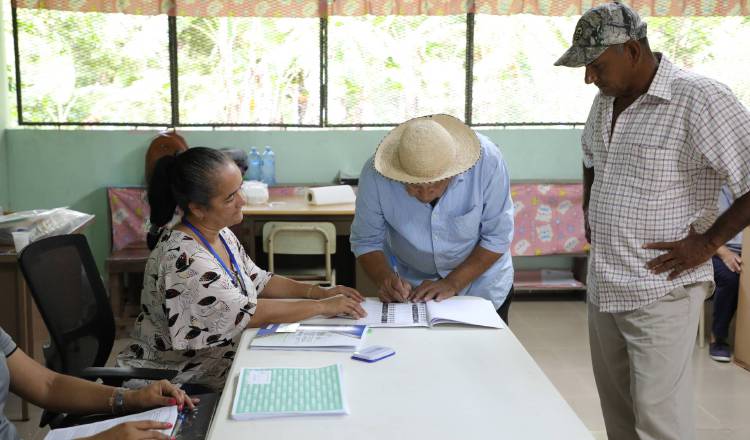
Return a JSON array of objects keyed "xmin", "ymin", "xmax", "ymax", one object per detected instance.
[{"xmin": 237, "ymin": 195, "xmax": 363, "ymax": 289}]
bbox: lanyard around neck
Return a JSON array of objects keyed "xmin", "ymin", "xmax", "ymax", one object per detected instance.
[{"xmin": 182, "ymin": 219, "xmax": 246, "ymax": 294}]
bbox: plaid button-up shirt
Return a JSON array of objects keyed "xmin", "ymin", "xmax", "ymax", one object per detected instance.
[{"xmin": 582, "ymin": 54, "xmax": 750, "ymax": 312}]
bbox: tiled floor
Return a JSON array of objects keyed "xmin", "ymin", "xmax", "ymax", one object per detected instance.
[
  {"xmin": 511, "ymin": 297, "xmax": 750, "ymax": 440},
  {"xmin": 5, "ymin": 297, "xmax": 750, "ymax": 439}
]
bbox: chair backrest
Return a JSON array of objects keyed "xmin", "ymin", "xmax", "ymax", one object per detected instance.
[
  {"xmin": 107, "ymin": 186, "xmax": 149, "ymax": 252},
  {"xmin": 510, "ymin": 182, "xmax": 589, "ymax": 256},
  {"xmin": 262, "ymin": 222, "xmax": 336, "ymax": 255},
  {"xmin": 18, "ymin": 234, "xmax": 115, "ymax": 376}
]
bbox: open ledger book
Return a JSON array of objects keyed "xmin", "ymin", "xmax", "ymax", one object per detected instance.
[{"xmin": 352, "ymin": 296, "xmax": 504, "ymax": 329}]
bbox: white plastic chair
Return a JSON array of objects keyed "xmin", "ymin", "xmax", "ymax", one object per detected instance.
[{"xmin": 262, "ymin": 221, "xmax": 336, "ymax": 286}]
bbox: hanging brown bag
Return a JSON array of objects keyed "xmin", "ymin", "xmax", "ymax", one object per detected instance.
[{"xmin": 144, "ymin": 129, "xmax": 189, "ymax": 183}]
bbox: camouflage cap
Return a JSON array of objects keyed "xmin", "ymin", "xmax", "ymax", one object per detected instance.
[{"xmin": 554, "ymin": 2, "xmax": 647, "ymax": 68}]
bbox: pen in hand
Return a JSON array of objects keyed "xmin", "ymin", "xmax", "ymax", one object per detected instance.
[
  {"xmin": 170, "ymin": 405, "xmax": 192, "ymax": 440},
  {"xmin": 389, "ymin": 255, "xmax": 411, "ymax": 302}
]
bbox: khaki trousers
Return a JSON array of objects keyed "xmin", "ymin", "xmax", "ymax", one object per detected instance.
[{"xmin": 588, "ymin": 282, "xmax": 711, "ymax": 440}]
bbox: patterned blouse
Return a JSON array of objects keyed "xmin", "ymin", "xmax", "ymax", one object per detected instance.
[{"xmin": 117, "ymin": 228, "xmax": 271, "ymax": 390}]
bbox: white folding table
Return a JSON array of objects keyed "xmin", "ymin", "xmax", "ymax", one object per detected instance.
[{"xmin": 206, "ymin": 326, "xmax": 594, "ymax": 440}]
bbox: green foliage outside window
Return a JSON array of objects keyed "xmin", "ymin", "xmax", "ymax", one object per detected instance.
[{"xmin": 5, "ymin": 7, "xmax": 749, "ymax": 127}]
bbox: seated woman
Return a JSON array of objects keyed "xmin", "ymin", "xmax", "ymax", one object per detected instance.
[
  {"xmin": 1, "ymin": 327, "xmax": 193, "ymax": 440},
  {"xmin": 118, "ymin": 147, "xmax": 366, "ymax": 391}
]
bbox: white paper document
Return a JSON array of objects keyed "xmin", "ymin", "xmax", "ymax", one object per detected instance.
[
  {"xmin": 540, "ymin": 270, "xmax": 583, "ymax": 287},
  {"xmin": 353, "ymin": 296, "xmax": 504, "ymax": 329},
  {"xmin": 43, "ymin": 406, "xmax": 178, "ymax": 440},
  {"xmin": 250, "ymin": 324, "xmax": 368, "ymax": 351}
]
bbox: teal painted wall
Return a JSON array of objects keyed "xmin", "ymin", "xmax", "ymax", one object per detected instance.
[{"xmin": 6, "ymin": 127, "xmax": 583, "ymax": 272}]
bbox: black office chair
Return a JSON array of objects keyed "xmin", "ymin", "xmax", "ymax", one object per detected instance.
[{"xmin": 18, "ymin": 234, "xmax": 178, "ymax": 427}]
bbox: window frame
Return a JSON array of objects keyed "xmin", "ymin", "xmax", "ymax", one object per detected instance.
[{"xmin": 8, "ymin": 6, "xmax": 590, "ymax": 128}]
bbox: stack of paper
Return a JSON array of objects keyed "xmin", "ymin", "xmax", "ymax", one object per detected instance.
[
  {"xmin": 250, "ymin": 324, "xmax": 368, "ymax": 352},
  {"xmin": 44, "ymin": 406, "xmax": 178, "ymax": 440},
  {"xmin": 231, "ymin": 364, "xmax": 348, "ymax": 420}
]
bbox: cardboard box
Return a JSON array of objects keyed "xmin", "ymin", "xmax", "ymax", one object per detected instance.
[{"xmin": 733, "ymin": 228, "xmax": 750, "ymax": 370}]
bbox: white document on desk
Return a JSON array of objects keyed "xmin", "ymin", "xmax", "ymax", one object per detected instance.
[
  {"xmin": 352, "ymin": 297, "xmax": 504, "ymax": 329},
  {"xmin": 540, "ymin": 269, "xmax": 581, "ymax": 287},
  {"xmin": 43, "ymin": 406, "xmax": 178, "ymax": 440}
]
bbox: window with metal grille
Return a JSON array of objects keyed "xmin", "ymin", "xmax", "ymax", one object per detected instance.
[
  {"xmin": 10, "ymin": 7, "xmax": 170, "ymax": 126},
  {"xmin": 176, "ymin": 16, "xmax": 320, "ymax": 126},
  {"xmin": 5, "ymin": 3, "xmax": 750, "ymax": 128},
  {"xmin": 327, "ymin": 15, "xmax": 466, "ymax": 126},
  {"xmin": 648, "ymin": 16, "xmax": 750, "ymax": 106},
  {"xmin": 471, "ymin": 14, "xmax": 597, "ymax": 125}
]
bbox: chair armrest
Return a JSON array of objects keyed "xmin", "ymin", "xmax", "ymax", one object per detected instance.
[{"xmin": 79, "ymin": 366, "xmax": 178, "ymax": 385}]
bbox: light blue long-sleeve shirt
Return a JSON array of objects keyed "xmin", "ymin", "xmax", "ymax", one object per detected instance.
[{"xmin": 350, "ymin": 133, "xmax": 515, "ymax": 309}]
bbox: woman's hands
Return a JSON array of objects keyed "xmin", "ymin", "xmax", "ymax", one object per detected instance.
[
  {"xmin": 318, "ymin": 294, "xmax": 367, "ymax": 319},
  {"xmin": 309, "ymin": 285, "xmax": 364, "ymax": 302},
  {"xmin": 311, "ymin": 285, "xmax": 367, "ymax": 318},
  {"xmin": 125, "ymin": 380, "xmax": 197, "ymax": 413}
]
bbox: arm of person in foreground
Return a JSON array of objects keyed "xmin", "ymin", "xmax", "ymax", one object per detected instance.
[
  {"xmin": 7, "ymin": 348, "xmax": 194, "ymax": 440},
  {"xmin": 350, "ymin": 158, "xmax": 411, "ymax": 303}
]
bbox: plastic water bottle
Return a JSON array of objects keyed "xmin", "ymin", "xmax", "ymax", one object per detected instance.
[
  {"xmin": 261, "ymin": 146, "xmax": 276, "ymax": 186},
  {"xmin": 246, "ymin": 147, "xmax": 262, "ymax": 181}
]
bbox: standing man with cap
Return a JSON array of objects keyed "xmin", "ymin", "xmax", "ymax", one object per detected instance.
[
  {"xmin": 350, "ymin": 114, "xmax": 515, "ymax": 323},
  {"xmin": 555, "ymin": 2, "xmax": 750, "ymax": 439}
]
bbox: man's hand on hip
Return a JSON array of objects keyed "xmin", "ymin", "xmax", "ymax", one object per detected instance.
[{"xmin": 643, "ymin": 226, "xmax": 717, "ymax": 280}]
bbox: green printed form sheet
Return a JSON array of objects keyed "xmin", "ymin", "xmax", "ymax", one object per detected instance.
[{"xmin": 231, "ymin": 364, "xmax": 347, "ymax": 419}]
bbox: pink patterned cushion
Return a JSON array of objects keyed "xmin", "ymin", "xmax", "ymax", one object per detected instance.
[
  {"xmin": 108, "ymin": 187, "xmax": 149, "ymax": 251},
  {"xmin": 510, "ymin": 183, "xmax": 589, "ymax": 256}
]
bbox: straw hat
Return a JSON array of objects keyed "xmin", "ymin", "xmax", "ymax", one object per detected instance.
[{"xmin": 374, "ymin": 114, "xmax": 480, "ymax": 184}]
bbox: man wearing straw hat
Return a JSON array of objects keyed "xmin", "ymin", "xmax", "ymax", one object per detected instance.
[
  {"xmin": 350, "ymin": 114, "xmax": 515, "ymax": 323},
  {"xmin": 555, "ymin": 2, "xmax": 750, "ymax": 439}
]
